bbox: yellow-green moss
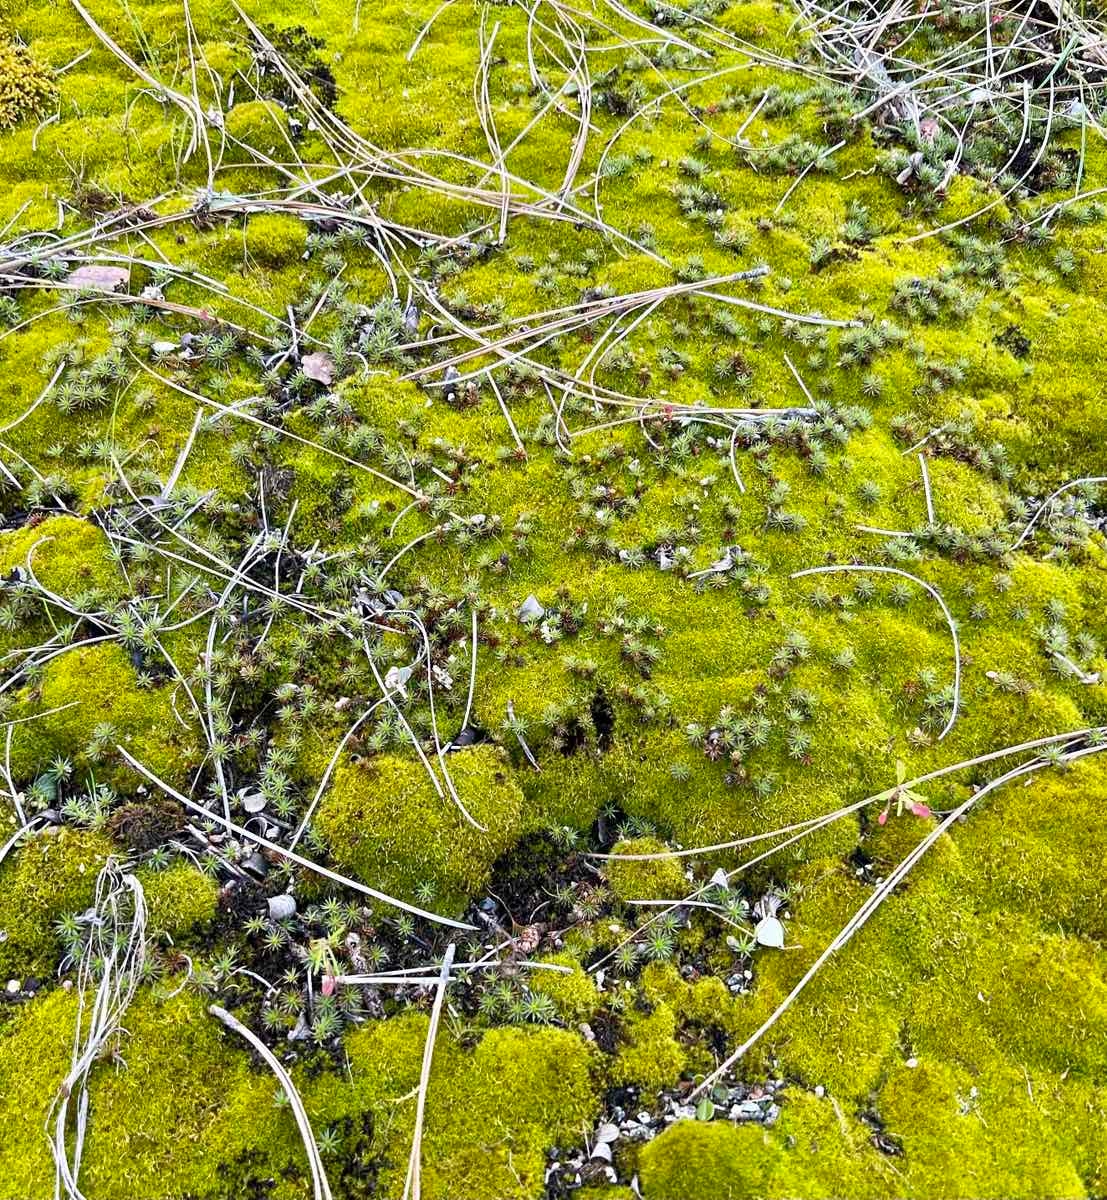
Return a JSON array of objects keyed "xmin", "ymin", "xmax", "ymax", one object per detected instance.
[
  {"xmin": 880, "ymin": 1060, "xmax": 1086, "ymax": 1199},
  {"xmin": 136, "ymin": 862, "xmax": 218, "ymax": 940},
  {"xmin": 0, "ymin": 826, "xmax": 111, "ymax": 978},
  {"xmin": 638, "ymin": 1120, "xmax": 790, "ymax": 1200},
  {"xmin": 0, "ymin": 988, "xmax": 298, "ymax": 1200},
  {"xmin": 0, "ymin": 39, "xmax": 55, "ymax": 129},
  {"xmin": 603, "ymin": 836, "xmax": 689, "ymax": 904},
  {"xmin": 613, "ymin": 1001, "xmax": 687, "ymax": 1096},
  {"xmin": 0, "ymin": 514, "xmax": 121, "ymax": 599},
  {"xmin": 314, "ymin": 1011, "xmax": 600, "ymax": 1199},
  {"xmin": 244, "ymin": 212, "xmax": 307, "ymax": 267},
  {"xmin": 316, "ymin": 744, "xmax": 524, "ymax": 909},
  {"xmin": 527, "ymin": 951, "xmax": 602, "ymax": 1023},
  {"xmin": 8, "ymin": 642, "xmax": 201, "ymax": 792}
]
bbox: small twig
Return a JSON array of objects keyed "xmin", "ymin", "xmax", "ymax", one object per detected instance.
[{"xmin": 507, "ymin": 699, "xmax": 541, "ymax": 770}]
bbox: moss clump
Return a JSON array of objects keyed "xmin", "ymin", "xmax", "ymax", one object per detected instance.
[
  {"xmin": 603, "ymin": 836, "xmax": 688, "ymax": 904},
  {"xmin": 639, "ymin": 1094, "xmax": 900, "ymax": 1200},
  {"xmin": 527, "ymin": 951, "xmax": 601, "ymax": 1023},
  {"xmin": 8, "ymin": 643, "xmax": 201, "ymax": 792},
  {"xmin": 244, "ymin": 212, "xmax": 307, "ymax": 267},
  {"xmin": 316, "ymin": 745, "xmax": 524, "ymax": 909},
  {"xmin": 319, "ymin": 1011, "xmax": 599, "ymax": 1199},
  {"xmin": 879, "ymin": 1060, "xmax": 1086, "ymax": 1199},
  {"xmin": 0, "ymin": 514, "xmax": 120, "ymax": 599},
  {"xmin": 0, "ymin": 988, "xmax": 298, "ymax": 1199},
  {"xmin": 638, "ymin": 1120, "xmax": 786, "ymax": 1200},
  {"xmin": 0, "ymin": 826, "xmax": 112, "ymax": 979},
  {"xmin": 613, "ymin": 1001, "xmax": 687, "ymax": 1095},
  {"xmin": 0, "ymin": 39, "xmax": 55, "ymax": 129},
  {"xmin": 223, "ymin": 99, "xmax": 287, "ymax": 158},
  {"xmin": 136, "ymin": 862, "xmax": 218, "ymax": 940}
]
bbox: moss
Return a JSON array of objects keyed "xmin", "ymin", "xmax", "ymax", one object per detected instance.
[
  {"xmin": 0, "ymin": 988, "xmax": 77, "ymax": 1194},
  {"xmin": 603, "ymin": 836, "xmax": 689, "ymax": 905},
  {"xmin": 879, "ymin": 1060, "xmax": 1086, "ymax": 1199},
  {"xmin": 8, "ymin": 643, "xmax": 201, "ymax": 792},
  {"xmin": 613, "ymin": 1001, "xmax": 687, "ymax": 1096},
  {"xmin": 0, "ymin": 514, "xmax": 121, "ymax": 599},
  {"xmin": 0, "ymin": 988, "xmax": 299, "ymax": 1200},
  {"xmin": 136, "ymin": 862, "xmax": 218, "ymax": 940},
  {"xmin": 244, "ymin": 211, "xmax": 307, "ymax": 267},
  {"xmin": 0, "ymin": 0, "xmax": 1105, "ymax": 1191},
  {"xmin": 316, "ymin": 744, "xmax": 524, "ymax": 910},
  {"xmin": 0, "ymin": 826, "xmax": 112, "ymax": 979},
  {"xmin": 0, "ymin": 38, "xmax": 55, "ymax": 129},
  {"xmin": 638, "ymin": 1120, "xmax": 788, "ymax": 1200},
  {"xmin": 527, "ymin": 950, "xmax": 602, "ymax": 1023},
  {"xmin": 316, "ymin": 1011, "xmax": 599, "ymax": 1199},
  {"xmin": 223, "ymin": 99, "xmax": 287, "ymax": 159}
]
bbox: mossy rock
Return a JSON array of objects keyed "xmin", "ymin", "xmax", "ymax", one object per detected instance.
[{"xmin": 316, "ymin": 744, "xmax": 525, "ymax": 910}]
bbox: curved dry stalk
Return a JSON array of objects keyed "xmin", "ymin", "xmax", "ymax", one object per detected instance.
[
  {"xmin": 403, "ymin": 943, "xmax": 456, "ymax": 1200},
  {"xmin": 0, "ymin": 814, "xmax": 45, "ymax": 865},
  {"xmin": 589, "ymin": 723, "xmax": 1107, "ymax": 976},
  {"xmin": 0, "ymin": 361, "xmax": 65, "ymax": 435},
  {"xmin": 209, "ymin": 1005, "xmax": 333, "ymax": 1200},
  {"xmin": 792, "ymin": 563, "xmax": 961, "ymax": 739},
  {"xmin": 918, "ymin": 452, "xmax": 937, "ymax": 525},
  {"xmin": 48, "ymin": 861, "xmax": 147, "ymax": 1200},
  {"xmin": 288, "ymin": 699, "xmax": 386, "ymax": 852},
  {"xmin": 1008, "ymin": 476, "xmax": 1107, "ymax": 551},
  {"xmin": 460, "ymin": 606, "xmax": 479, "ymax": 737}
]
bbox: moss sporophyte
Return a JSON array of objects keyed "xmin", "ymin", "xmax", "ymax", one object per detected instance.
[{"xmin": 0, "ymin": 0, "xmax": 1106, "ymax": 1197}]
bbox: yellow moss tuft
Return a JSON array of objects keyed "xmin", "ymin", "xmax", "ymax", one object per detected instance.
[
  {"xmin": 244, "ymin": 211, "xmax": 308, "ymax": 268},
  {"xmin": 603, "ymin": 836, "xmax": 689, "ymax": 904},
  {"xmin": 0, "ymin": 826, "xmax": 112, "ymax": 978},
  {"xmin": 613, "ymin": 1001, "xmax": 688, "ymax": 1095},
  {"xmin": 0, "ymin": 39, "xmax": 55, "ymax": 129},
  {"xmin": 136, "ymin": 862, "xmax": 218, "ymax": 940},
  {"xmin": 0, "ymin": 514, "xmax": 121, "ymax": 600},
  {"xmin": 527, "ymin": 950, "xmax": 602, "ymax": 1023},
  {"xmin": 8, "ymin": 642, "xmax": 202, "ymax": 792},
  {"xmin": 316, "ymin": 744, "xmax": 524, "ymax": 909}
]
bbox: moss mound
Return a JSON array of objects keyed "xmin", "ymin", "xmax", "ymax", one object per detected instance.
[
  {"xmin": 0, "ymin": 826, "xmax": 111, "ymax": 979},
  {"xmin": 316, "ymin": 744, "xmax": 524, "ymax": 909}
]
